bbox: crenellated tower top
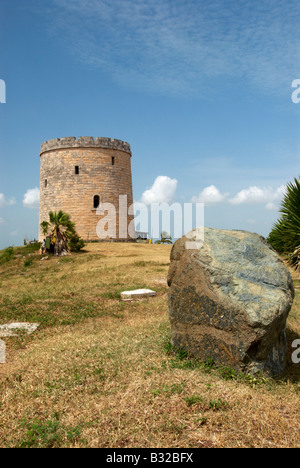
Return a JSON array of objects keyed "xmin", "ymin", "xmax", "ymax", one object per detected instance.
[{"xmin": 40, "ymin": 136, "xmax": 132, "ymax": 155}]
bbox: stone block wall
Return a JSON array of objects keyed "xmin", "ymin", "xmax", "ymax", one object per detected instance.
[{"xmin": 39, "ymin": 137, "xmax": 134, "ymax": 241}]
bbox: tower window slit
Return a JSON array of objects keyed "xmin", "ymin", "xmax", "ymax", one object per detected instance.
[{"xmin": 93, "ymin": 195, "xmax": 100, "ymax": 209}]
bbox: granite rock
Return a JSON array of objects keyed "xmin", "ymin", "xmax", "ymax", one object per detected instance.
[{"xmin": 167, "ymin": 227, "xmax": 294, "ymax": 376}]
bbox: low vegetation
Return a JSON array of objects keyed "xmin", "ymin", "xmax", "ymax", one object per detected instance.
[
  {"xmin": 0, "ymin": 241, "xmax": 299, "ymax": 448},
  {"xmin": 268, "ymin": 176, "xmax": 300, "ymax": 270},
  {"xmin": 0, "ymin": 242, "xmax": 41, "ymax": 266}
]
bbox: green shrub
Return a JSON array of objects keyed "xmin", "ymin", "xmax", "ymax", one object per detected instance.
[
  {"xmin": 18, "ymin": 242, "xmax": 41, "ymax": 255},
  {"xmin": 0, "ymin": 246, "xmax": 15, "ymax": 265},
  {"xmin": 68, "ymin": 234, "xmax": 85, "ymax": 252},
  {"xmin": 24, "ymin": 258, "xmax": 33, "ymax": 267}
]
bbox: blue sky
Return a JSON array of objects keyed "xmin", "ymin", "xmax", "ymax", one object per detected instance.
[{"xmin": 0, "ymin": 0, "xmax": 299, "ymax": 248}]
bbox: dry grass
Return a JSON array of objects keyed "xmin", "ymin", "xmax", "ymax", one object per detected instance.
[{"xmin": 0, "ymin": 242, "xmax": 299, "ymax": 448}]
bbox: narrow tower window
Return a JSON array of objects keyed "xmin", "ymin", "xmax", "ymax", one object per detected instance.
[
  {"xmin": 93, "ymin": 195, "xmax": 100, "ymax": 209},
  {"xmin": 112, "ymin": 157, "xmax": 115, "ymax": 166},
  {"xmin": 45, "ymin": 179, "xmax": 48, "ymax": 188},
  {"xmin": 75, "ymin": 166, "xmax": 79, "ymax": 175}
]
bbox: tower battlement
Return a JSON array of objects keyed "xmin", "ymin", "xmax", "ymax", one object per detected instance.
[{"xmin": 40, "ymin": 136, "xmax": 131, "ymax": 155}]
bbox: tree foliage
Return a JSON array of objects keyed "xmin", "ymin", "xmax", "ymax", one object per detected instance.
[
  {"xmin": 40, "ymin": 210, "xmax": 85, "ymax": 253},
  {"xmin": 267, "ymin": 176, "xmax": 300, "ymax": 269},
  {"xmin": 41, "ymin": 211, "xmax": 76, "ymax": 239},
  {"xmin": 68, "ymin": 233, "xmax": 85, "ymax": 252}
]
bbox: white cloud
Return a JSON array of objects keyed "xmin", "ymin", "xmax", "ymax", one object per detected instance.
[
  {"xmin": 0, "ymin": 193, "xmax": 16, "ymax": 207},
  {"xmin": 190, "ymin": 184, "xmax": 286, "ymax": 210},
  {"xmin": 0, "ymin": 217, "xmax": 4, "ymax": 224},
  {"xmin": 229, "ymin": 185, "xmax": 285, "ymax": 206},
  {"xmin": 23, "ymin": 188, "xmax": 40, "ymax": 209},
  {"xmin": 191, "ymin": 185, "xmax": 228, "ymax": 205},
  {"xmin": 141, "ymin": 176, "xmax": 177, "ymax": 205},
  {"xmin": 265, "ymin": 202, "xmax": 278, "ymax": 211}
]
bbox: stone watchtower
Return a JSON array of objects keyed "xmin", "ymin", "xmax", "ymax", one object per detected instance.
[{"xmin": 39, "ymin": 136, "xmax": 134, "ymax": 241}]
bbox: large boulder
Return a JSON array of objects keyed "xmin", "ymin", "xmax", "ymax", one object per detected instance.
[{"xmin": 167, "ymin": 227, "xmax": 294, "ymax": 376}]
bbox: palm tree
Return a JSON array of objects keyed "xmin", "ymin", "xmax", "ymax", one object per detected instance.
[
  {"xmin": 40, "ymin": 210, "xmax": 76, "ymax": 254},
  {"xmin": 267, "ymin": 176, "xmax": 300, "ymax": 269}
]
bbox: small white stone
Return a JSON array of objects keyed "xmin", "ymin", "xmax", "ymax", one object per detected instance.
[
  {"xmin": 0, "ymin": 322, "xmax": 40, "ymax": 337},
  {"xmin": 0, "ymin": 340, "xmax": 5, "ymax": 364},
  {"xmin": 121, "ymin": 289, "xmax": 156, "ymax": 301}
]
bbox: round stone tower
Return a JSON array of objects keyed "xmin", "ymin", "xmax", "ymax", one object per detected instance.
[{"xmin": 39, "ymin": 136, "xmax": 134, "ymax": 241}]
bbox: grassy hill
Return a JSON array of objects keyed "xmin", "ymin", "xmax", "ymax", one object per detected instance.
[{"xmin": 0, "ymin": 242, "xmax": 299, "ymax": 448}]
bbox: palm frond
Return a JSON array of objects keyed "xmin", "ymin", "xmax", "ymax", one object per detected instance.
[{"xmin": 268, "ymin": 176, "xmax": 300, "ymax": 268}]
